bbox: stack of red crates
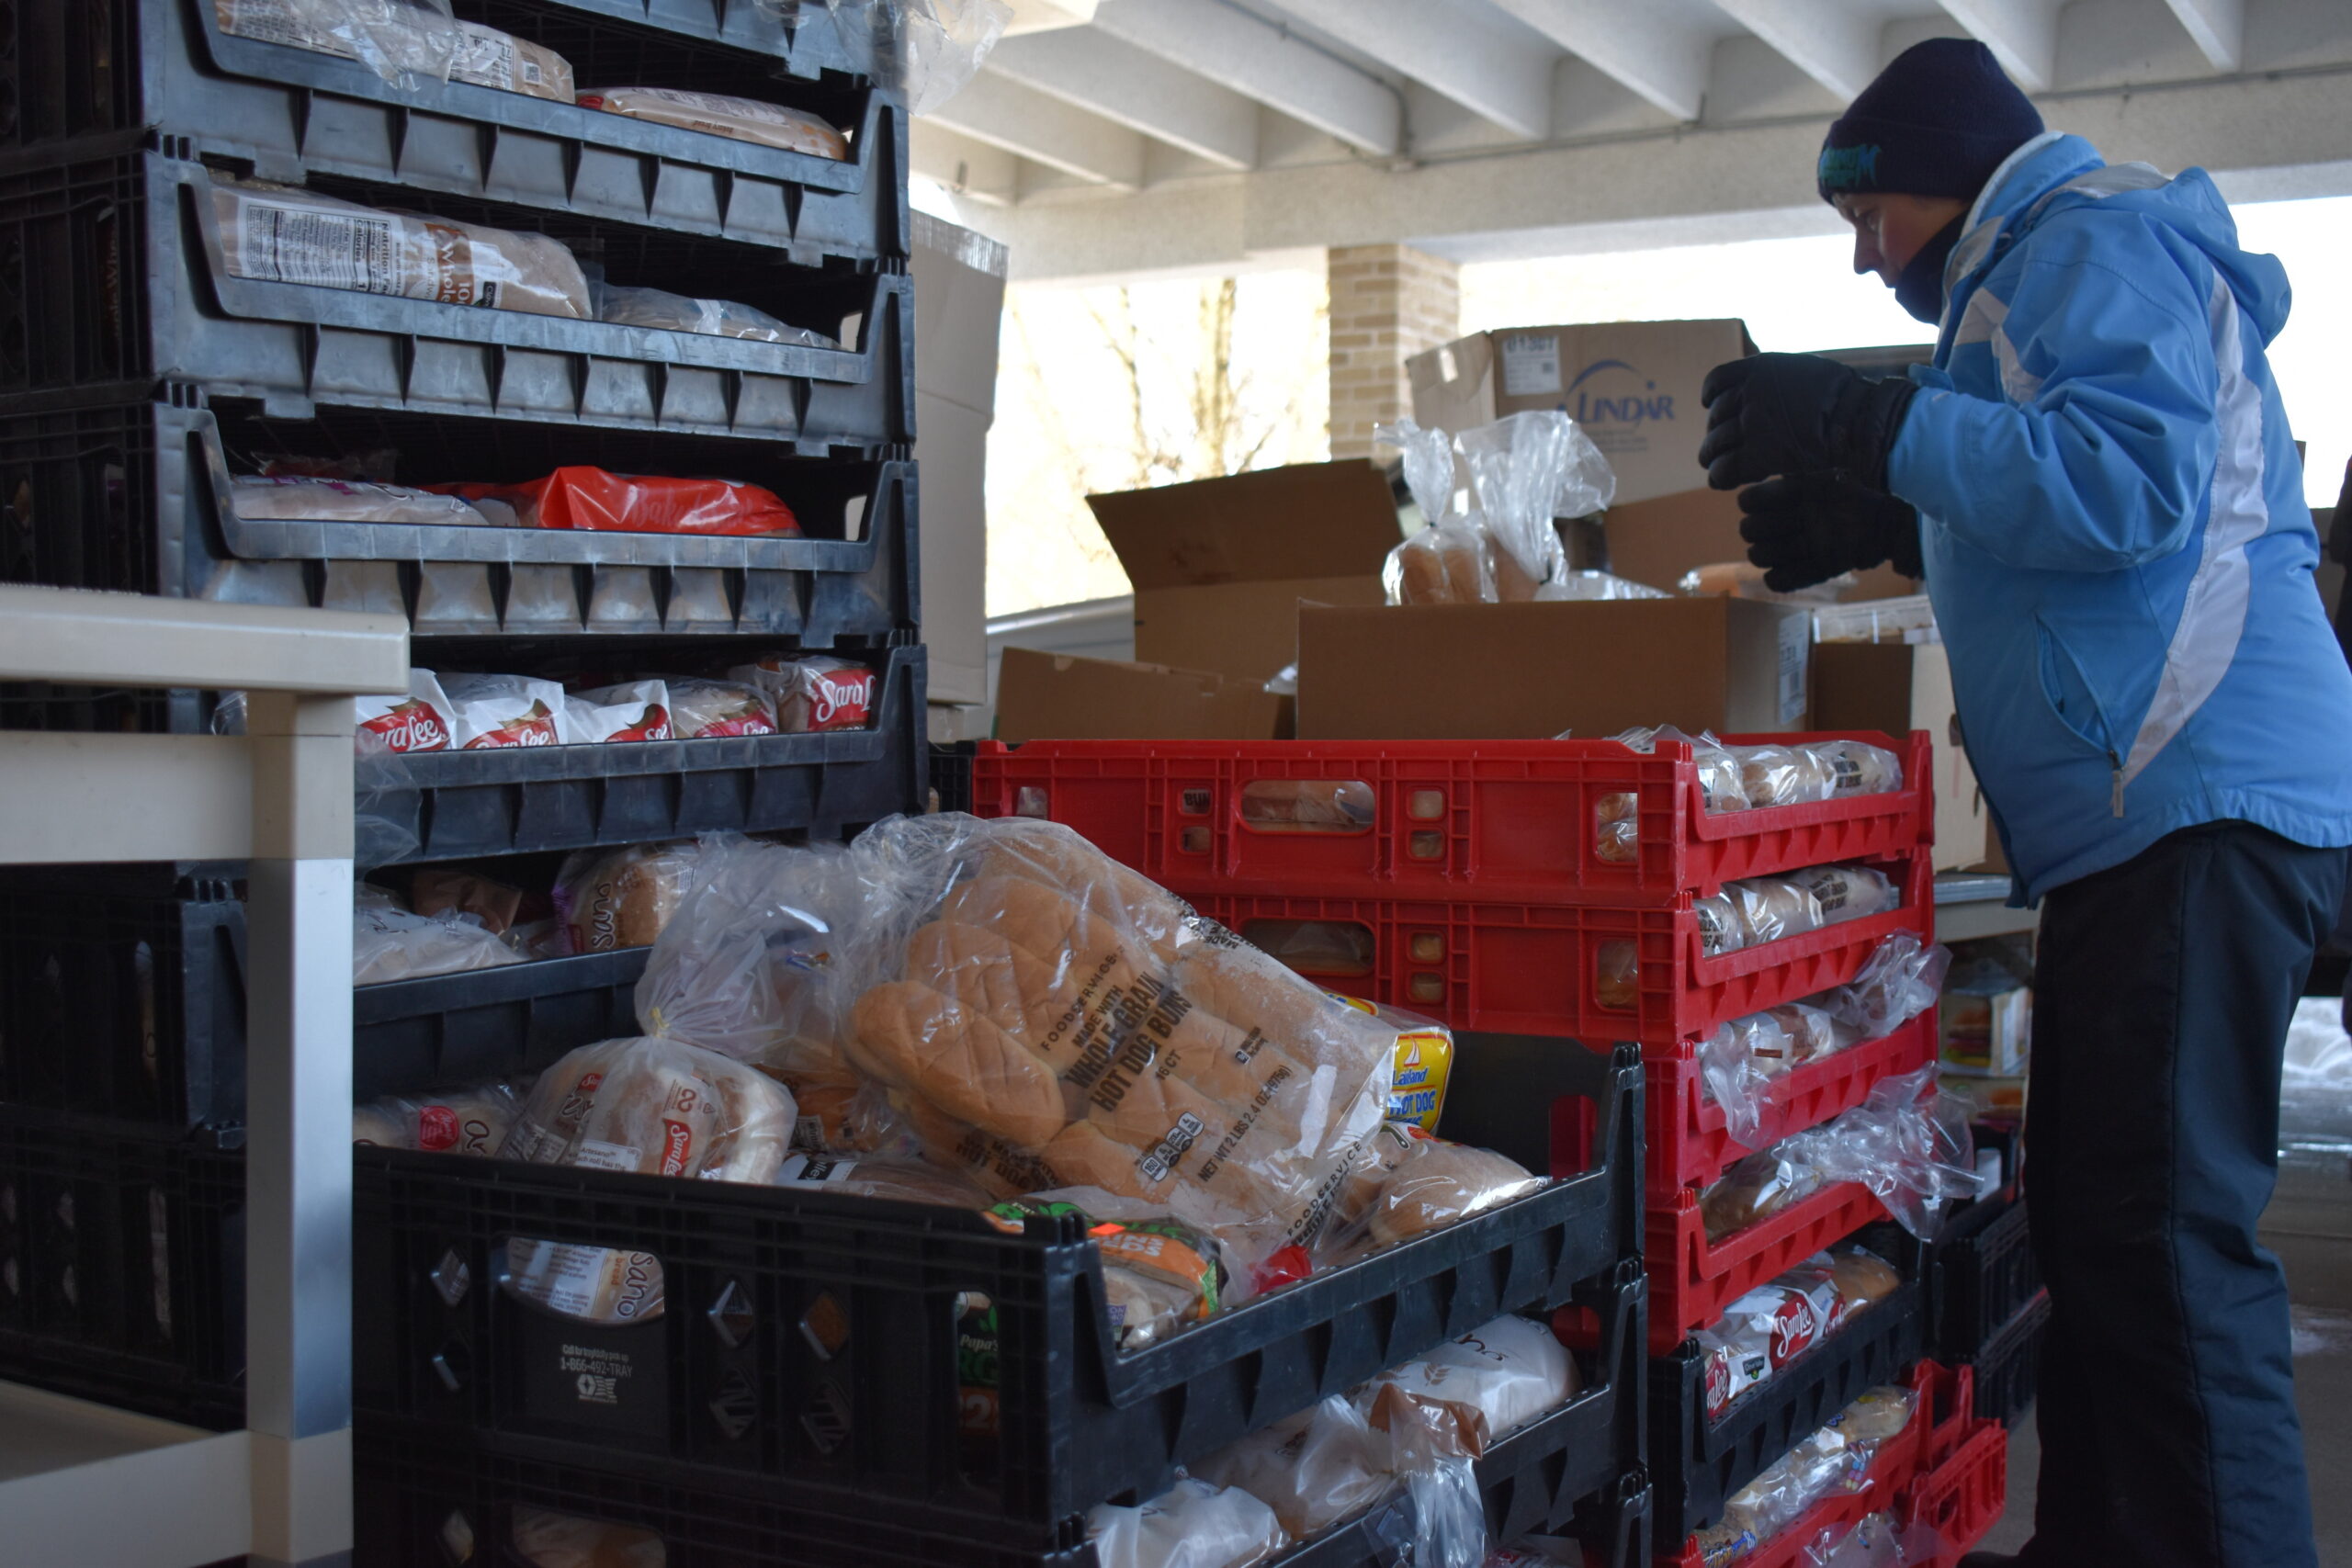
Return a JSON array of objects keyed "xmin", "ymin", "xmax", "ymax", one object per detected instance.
[
  {"xmin": 969, "ymin": 731, "xmax": 2005, "ymax": 1562},
  {"xmin": 968, "ymin": 731, "xmax": 1939, "ymax": 1350}
]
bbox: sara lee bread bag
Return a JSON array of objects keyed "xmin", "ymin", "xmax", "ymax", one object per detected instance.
[{"xmin": 837, "ymin": 815, "xmax": 1401, "ymax": 1252}]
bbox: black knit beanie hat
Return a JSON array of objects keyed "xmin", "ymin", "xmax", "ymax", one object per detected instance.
[{"xmin": 1817, "ymin": 38, "xmax": 2044, "ymax": 204}]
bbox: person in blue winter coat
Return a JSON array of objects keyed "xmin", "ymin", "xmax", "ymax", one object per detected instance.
[{"xmin": 1696, "ymin": 38, "xmax": 2352, "ymax": 1568}]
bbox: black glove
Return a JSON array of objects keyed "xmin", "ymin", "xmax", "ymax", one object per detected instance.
[
  {"xmin": 1738, "ymin": 472, "xmax": 1923, "ymax": 593},
  {"xmin": 1698, "ymin": 353, "xmax": 1917, "ymax": 491}
]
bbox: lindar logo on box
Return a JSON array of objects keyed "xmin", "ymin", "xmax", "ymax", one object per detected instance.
[{"xmin": 1503, "ymin": 334, "xmax": 1681, "ymax": 457}]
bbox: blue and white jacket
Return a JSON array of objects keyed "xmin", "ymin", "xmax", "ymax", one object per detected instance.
[{"xmin": 1888, "ymin": 131, "xmax": 2352, "ymax": 903}]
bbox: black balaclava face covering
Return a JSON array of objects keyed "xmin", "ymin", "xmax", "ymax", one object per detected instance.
[{"xmin": 1894, "ymin": 212, "xmax": 1968, "ymax": 325}]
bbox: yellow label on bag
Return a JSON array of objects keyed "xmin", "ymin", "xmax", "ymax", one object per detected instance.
[{"xmin": 1325, "ymin": 992, "xmax": 1455, "ymax": 1131}]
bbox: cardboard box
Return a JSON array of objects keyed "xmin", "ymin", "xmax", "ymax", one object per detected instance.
[
  {"xmin": 911, "ymin": 212, "xmax": 1008, "ymax": 707},
  {"xmin": 994, "ymin": 648, "xmax": 1290, "ymax": 741},
  {"xmin": 1940, "ymin": 986, "xmax": 2031, "ymax": 1077},
  {"xmin": 1408, "ymin": 321, "xmax": 1754, "ymax": 507},
  {"xmin": 1085, "ymin": 461, "xmax": 1400, "ymax": 686},
  {"xmin": 1604, "ymin": 486, "xmax": 1917, "ymax": 602},
  {"xmin": 1296, "ymin": 597, "xmax": 1811, "ymax": 740},
  {"xmin": 1811, "ymin": 641, "xmax": 1987, "ymax": 871}
]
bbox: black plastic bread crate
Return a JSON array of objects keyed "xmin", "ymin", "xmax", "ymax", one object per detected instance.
[
  {"xmin": 6, "ymin": 0, "xmax": 907, "ymax": 267},
  {"xmin": 0, "ymin": 865, "xmax": 246, "ymax": 1137},
  {"xmin": 351, "ymin": 1034, "xmax": 1643, "ymax": 1538},
  {"xmin": 355, "ymin": 1272, "xmax": 1650, "ymax": 1567},
  {"xmin": 355, "ymin": 946, "xmax": 650, "ymax": 1104},
  {"xmin": 930, "ymin": 739, "xmax": 977, "ymax": 814},
  {"xmin": 0, "ymin": 1110, "xmax": 245, "ymax": 1429},
  {"xmin": 1649, "ymin": 1279, "xmax": 1927, "ymax": 1540},
  {"xmin": 0, "ymin": 146, "xmax": 913, "ymax": 447},
  {"xmin": 0, "ymin": 394, "xmax": 919, "ymax": 644},
  {"xmin": 1928, "ymin": 1192, "xmax": 2038, "ymax": 1361},
  {"xmin": 356, "ymin": 642, "xmax": 926, "ymax": 863},
  {"xmin": 1970, "ymin": 1290, "xmax": 2048, "ymax": 1428}
]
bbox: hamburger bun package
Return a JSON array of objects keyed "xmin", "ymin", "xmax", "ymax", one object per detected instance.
[
  {"xmin": 728, "ymin": 655, "xmax": 874, "ymax": 733},
  {"xmin": 354, "ymin": 669, "xmax": 456, "ymax": 755},
  {"xmin": 567, "ymin": 681, "xmax": 673, "ymax": 743},
  {"xmin": 667, "ymin": 679, "xmax": 778, "ymax": 739}
]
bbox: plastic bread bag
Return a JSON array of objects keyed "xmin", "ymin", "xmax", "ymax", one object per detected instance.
[
  {"xmin": 1792, "ymin": 1066, "xmax": 1984, "ymax": 1239},
  {"xmin": 1594, "ymin": 791, "xmax": 1638, "ymax": 864},
  {"xmin": 772, "ymin": 1151, "xmax": 991, "ymax": 1208},
  {"xmin": 1732, "ymin": 743, "xmax": 1838, "ymax": 808},
  {"xmin": 765, "ymin": 0, "xmax": 1012, "ymax": 117},
  {"xmin": 1323, "ymin": 1125, "xmax": 1544, "ymax": 1262},
  {"xmin": 1085, "ymin": 1477, "xmax": 1288, "ymax": 1568},
  {"xmin": 354, "ymin": 902, "xmax": 521, "ymax": 984},
  {"xmin": 1810, "ymin": 739, "xmax": 1905, "ymax": 798},
  {"xmin": 1826, "ymin": 931, "xmax": 1951, "ymax": 1041},
  {"xmin": 1711, "ymin": 1384, "xmax": 1918, "ymax": 1561},
  {"xmin": 1696, "ymin": 1010, "xmax": 1795, "ymax": 1147},
  {"xmin": 1804, "ymin": 1511, "xmax": 1942, "ymax": 1568},
  {"xmin": 1793, "ymin": 863, "xmax": 1899, "ymax": 927},
  {"xmin": 1828, "ymin": 1245, "xmax": 1902, "ymax": 1315},
  {"xmin": 554, "ymin": 842, "xmax": 707, "ymax": 954},
  {"xmin": 1366, "ymin": 1314, "xmax": 1580, "ymax": 1459},
  {"xmin": 230, "ymin": 474, "xmax": 493, "ymax": 526},
  {"xmin": 668, "ymin": 679, "xmax": 779, "ymax": 739},
  {"xmin": 1692, "ymin": 1254, "xmax": 1844, "ymax": 1416},
  {"xmin": 209, "ymin": 175, "xmax": 590, "ymax": 318},
  {"xmin": 1390, "ymin": 1409, "xmax": 1488, "ymax": 1568},
  {"xmin": 1534, "ymin": 570, "xmax": 1668, "ymax": 602},
  {"xmin": 354, "ymin": 669, "xmax": 455, "ymax": 754},
  {"xmin": 1701, "ymin": 1143, "xmax": 1826, "ymax": 1241},
  {"xmin": 594, "ymin": 282, "xmax": 839, "ymax": 347},
  {"xmin": 438, "ymin": 671, "xmax": 571, "ymax": 748},
  {"xmin": 1319, "ymin": 998, "xmax": 1453, "ymax": 1131},
  {"xmin": 1385, "ymin": 521, "xmax": 1496, "ymax": 605},
  {"xmin": 632, "ymin": 835, "xmax": 861, "ymax": 1066},
  {"xmin": 431, "ymin": 468, "xmax": 800, "ymax": 536},
  {"xmin": 1612, "ymin": 724, "xmax": 1749, "ymax": 813},
  {"xmin": 410, "ymin": 867, "xmax": 522, "ymax": 934},
  {"xmin": 351, "ymin": 1078, "xmax": 525, "ymax": 1156},
  {"xmin": 1455, "ymin": 412, "xmax": 1577, "ymax": 597},
  {"xmin": 1191, "ymin": 1394, "xmax": 1396, "ymax": 1539},
  {"xmin": 989, "ymin": 1191, "xmax": 1227, "ymax": 1349},
  {"xmin": 1729, "ymin": 875, "xmax": 1826, "ymax": 947},
  {"xmin": 212, "ymin": 0, "xmax": 464, "ymax": 87},
  {"xmin": 507, "ymin": 1507, "xmax": 666, "ymax": 1568},
  {"xmin": 727, "ymin": 655, "xmax": 875, "ymax": 733},
  {"xmin": 836, "ymin": 813, "xmax": 1399, "ymax": 1256},
  {"xmin": 502, "ymin": 1035, "xmax": 796, "ymax": 1182},
  {"xmin": 567, "ymin": 681, "xmax": 673, "ymax": 744},
  {"xmin": 577, "ymin": 86, "xmax": 851, "ymax": 158},
  {"xmin": 1377, "ymin": 417, "xmax": 1457, "ymax": 527}
]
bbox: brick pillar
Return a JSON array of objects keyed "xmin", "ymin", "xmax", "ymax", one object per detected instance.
[{"xmin": 1327, "ymin": 243, "xmax": 1461, "ymax": 461}]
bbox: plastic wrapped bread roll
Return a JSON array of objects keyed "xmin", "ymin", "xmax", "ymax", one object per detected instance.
[
  {"xmin": 214, "ymin": 0, "xmax": 573, "ymax": 99},
  {"xmin": 726, "ymin": 655, "xmax": 873, "ymax": 733},
  {"xmin": 577, "ymin": 86, "xmax": 849, "ymax": 159},
  {"xmin": 1385, "ymin": 520, "xmax": 1494, "ymax": 605},
  {"xmin": 507, "ymin": 1507, "xmax": 666, "ymax": 1568},
  {"xmin": 1793, "ymin": 864, "xmax": 1899, "ymax": 926},
  {"xmin": 1613, "ymin": 724, "xmax": 1751, "ymax": 813},
  {"xmin": 1814, "ymin": 738, "xmax": 1905, "ymax": 796},
  {"xmin": 1192, "ymin": 1394, "xmax": 1394, "ymax": 1539},
  {"xmin": 666, "ymin": 679, "xmax": 777, "ymax": 739},
  {"xmin": 501, "ymin": 1036, "xmax": 794, "ymax": 1184},
  {"xmin": 1356, "ymin": 1128, "xmax": 1544, "ymax": 1250},
  {"xmin": 1694, "ymin": 892, "xmax": 1746, "ymax": 958},
  {"xmin": 351, "ymin": 1079, "xmax": 523, "ymax": 1156},
  {"xmin": 439, "ymin": 672, "xmax": 571, "ymax": 748},
  {"xmin": 230, "ymin": 475, "xmax": 494, "ymax": 526},
  {"xmin": 1729, "ymin": 876, "xmax": 1825, "ymax": 948},
  {"xmin": 1702, "ymin": 1145, "xmax": 1826, "ymax": 1240},
  {"xmin": 1830, "ymin": 1246, "xmax": 1902, "ymax": 1314},
  {"xmin": 1595, "ymin": 792, "xmax": 1638, "ymax": 863},
  {"xmin": 1086, "ymin": 1477, "xmax": 1289, "ymax": 1568},
  {"xmin": 354, "ymin": 669, "xmax": 454, "ymax": 755},
  {"xmin": 594, "ymin": 283, "xmax": 837, "ymax": 348},
  {"xmin": 840, "ymin": 815, "xmax": 1398, "ymax": 1252},
  {"xmin": 353, "ymin": 901, "xmax": 520, "ymax": 984},
  {"xmin": 567, "ymin": 682, "xmax": 672, "ymax": 744},
  {"xmin": 1734, "ymin": 743, "xmax": 1838, "ymax": 807},
  {"xmin": 1367, "ymin": 1314, "xmax": 1580, "ymax": 1458},
  {"xmin": 554, "ymin": 842, "xmax": 703, "ymax": 953},
  {"xmin": 209, "ymin": 176, "xmax": 590, "ymax": 318}
]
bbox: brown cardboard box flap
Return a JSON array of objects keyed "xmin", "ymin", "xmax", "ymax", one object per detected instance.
[
  {"xmin": 1296, "ymin": 597, "xmax": 1809, "ymax": 739},
  {"xmin": 1606, "ymin": 486, "xmax": 1919, "ymax": 602},
  {"xmin": 1086, "ymin": 461, "xmax": 1402, "ymax": 591},
  {"xmin": 995, "ymin": 648, "xmax": 1289, "ymax": 741}
]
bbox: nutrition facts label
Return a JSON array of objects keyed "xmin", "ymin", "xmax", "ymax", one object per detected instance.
[{"xmin": 239, "ymin": 204, "xmax": 401, "ymax": 295}]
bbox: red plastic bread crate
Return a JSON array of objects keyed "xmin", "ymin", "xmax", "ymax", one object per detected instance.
[
  {"xmin": 1195, "ymin": 852, "xmax": 1933, "ymax": 1046},
  {"xmin": 1638, "ymin": 1181, "xmax": 1894, "ymax": 1354},
  {"xmin": 1645, "ymin": 1014, "xmax": 1939, "ymax": 1202},
  {"xmin": 969, "ymin": 732, "xmax": 1932, "ymax": 909},
  {"xmin": 1655, "ymin": 1359, "xmax": 1940, "ymax": 1568}
]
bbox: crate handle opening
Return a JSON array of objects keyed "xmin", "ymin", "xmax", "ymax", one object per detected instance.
[
  {"xmin": 499, "ymin": 1237, "xmax": 668, "ymax": 1325},
  {"xmin": 1238, "ymin": 780, "xmax": 1374, "ymax": 836}
]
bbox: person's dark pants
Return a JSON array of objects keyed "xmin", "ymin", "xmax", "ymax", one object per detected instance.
[{"xmin": 2022, "ymin": 820, "xmax": 2346, "ymax": 1568}]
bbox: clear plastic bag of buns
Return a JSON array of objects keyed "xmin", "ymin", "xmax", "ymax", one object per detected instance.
[
  {"xmin": 1825, "ymin": 931, "xmax": 1951, "ymax": 1040},
  {"xmin": 1594, "ymin": 792, "xmax": 1639, "ymax": 864},
  {"xmin": 1085, "ymin": 1477, "xmax": 1289, "ymax": 1568},
  {"xmin": 1190, "ymin": 1394, "xmax": 1396, "ymax": 1540},
  {"xmin": 1321, "ymin": 1122, "xmax": 1544, "ymax": 1264},
  {"xmin": 1702, "ymin": 1144, "xmax": 1826, "ymax": 1241},
  {"xmin": 1385, "ymin": 520, "xmax": 1496, "ymax": 605},
  {"xmin": 1611, "ymin": 725, "xmax": 1750, "ymax": 814},
  {"xmin": 1364, "ymin": 1314, "xmax": 1580, "ymax": 1460},
  {"xmin": 1792, "ymin": 863, "xmax": 1899, "ymax": 926},
  {"xmin": 351, "ymin": 1077, "xmax": 525, "ymax": 1156},
  {"xmin": 1730, "ymin": 876, "xmax": 1826, "ymax": 948},
  {"xmin": 832, "ymin": 814, "xmax": 1401, "ymax": 1257},
  {"xmin": 554, "ymin": 841, "xmax": 706, "ymax": 954}
]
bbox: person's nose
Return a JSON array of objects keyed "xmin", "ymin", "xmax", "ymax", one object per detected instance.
[{"xmin": 1852, "ymin": 231, "xmax": 1881, "ymax": 276}]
